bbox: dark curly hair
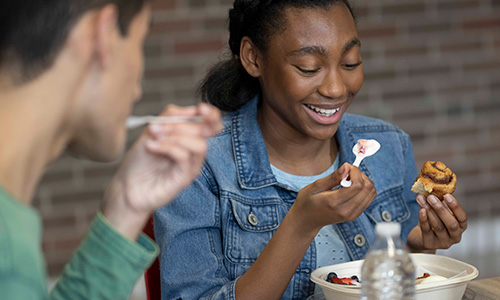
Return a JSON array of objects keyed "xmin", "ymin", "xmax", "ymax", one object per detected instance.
[
  {"xmin": 199, "ymin": 0, "xmax": 356, "ymax": 112},
  {"xmin": 0, "ymin": 0, "xmax": 149, "ymax": 84}
]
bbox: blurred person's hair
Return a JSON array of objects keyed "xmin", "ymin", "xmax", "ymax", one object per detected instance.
[{"xmin": 0, "ymin": 0, "xmax": 149, "ymax": 84}]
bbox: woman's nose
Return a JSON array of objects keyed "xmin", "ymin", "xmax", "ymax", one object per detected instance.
[{"xmin": 317, "ymin": 69, "xmax": 347, "ymax": 99}]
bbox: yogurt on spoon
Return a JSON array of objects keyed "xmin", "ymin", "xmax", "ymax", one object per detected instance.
[{"xmin": 340, "ymin": 139, "xmax": 381, "ymax": 187}]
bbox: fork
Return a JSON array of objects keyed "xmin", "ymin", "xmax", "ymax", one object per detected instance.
[{"xmin": 126, "ymin": 115, "xmax": 203, "ymax": 129}]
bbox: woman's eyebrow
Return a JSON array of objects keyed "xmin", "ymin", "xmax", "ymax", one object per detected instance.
[
  {"xmin": 287, "ymin": 45, "xmax": 328, "ymax": 57},
  {"xmin": 342, "ymin": 38, "xmax": 361, "ymax": 55},
  {"xmin": 286, "ymin": 38, "xmax": 361, "ymax": 58}
]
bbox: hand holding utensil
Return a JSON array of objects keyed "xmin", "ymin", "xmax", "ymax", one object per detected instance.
[{"xmin": 340, "ymin": 139, "xmax": 381, "ymax": 187}]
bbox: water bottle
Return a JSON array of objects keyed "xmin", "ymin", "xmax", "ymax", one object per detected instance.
[{"xmin": 361, "ymin": 222, "xmax": 415, "ymax": 300}]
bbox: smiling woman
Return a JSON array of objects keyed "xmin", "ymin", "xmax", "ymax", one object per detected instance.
[{"xmin": 153, "ymin": 1, "xmax": 468, "ymax": 299}]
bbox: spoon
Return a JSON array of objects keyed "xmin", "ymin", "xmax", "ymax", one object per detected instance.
[
  {"xmin": 340, "ymin": 139, "xmax": 381, "ymax": 187},
  {"xmin": 126, "ymin": 115, "xmax": 203, "ymax": 129}
]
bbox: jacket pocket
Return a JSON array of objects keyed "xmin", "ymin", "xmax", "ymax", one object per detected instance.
[
  {"xmin": 225, "ymin": 196, "xmax": 282, "ymax": 264},
  {"xmin": 365, "ymin": 185, "xmax": 410, "ymax": 224}
]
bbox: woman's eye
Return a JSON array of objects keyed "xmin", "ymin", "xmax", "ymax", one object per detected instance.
[
  {"xmin": 343, "ymin": 61, "xmax": 363, "ymax": 70},
  {"xmin": 294, "ymin": 65, "xmax": 320, "ymax": 74}
]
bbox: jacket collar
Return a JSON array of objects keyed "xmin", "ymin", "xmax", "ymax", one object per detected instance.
[{"xmin": 230, "ymin": 96, "xmax": 371, "ymax": 189}]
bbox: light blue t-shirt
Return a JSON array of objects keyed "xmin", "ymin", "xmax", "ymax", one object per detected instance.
[{"xmin": 270, "ymin": 155, "xmax": 352, "ymax": 269}]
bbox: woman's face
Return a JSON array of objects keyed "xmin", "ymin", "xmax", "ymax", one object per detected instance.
[{"xmin": 256, "ymin": 4, "xmax": 363, "ymax": 141}]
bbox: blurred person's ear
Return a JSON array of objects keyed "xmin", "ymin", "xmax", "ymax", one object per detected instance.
[{"xmin": 95, "ymin": 5, "xmax": 120, "ymax": 69}]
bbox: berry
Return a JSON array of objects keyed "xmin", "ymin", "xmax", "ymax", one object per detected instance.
[
  {"xmin": 327, "ymin": 272, "xmax": 338, "ymax": 281},
  {"xmin": 351, "ymin": 275, "xmax": 360, "ymax": 282}
]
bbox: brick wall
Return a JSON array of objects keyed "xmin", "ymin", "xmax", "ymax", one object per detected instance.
[{"xmin": 37, "ymin": 0, "xmax": 500, "ymax": 285}]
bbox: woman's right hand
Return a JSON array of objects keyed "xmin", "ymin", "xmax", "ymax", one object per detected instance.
[{"xmin": 290, "ymin": 163, "xmax": 377, "ymax": 235}]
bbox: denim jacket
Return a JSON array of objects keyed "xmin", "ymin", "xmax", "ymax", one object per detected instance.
[{"xmin": 154, "ymin": 96, "xmax": 420, "ymax": 300}]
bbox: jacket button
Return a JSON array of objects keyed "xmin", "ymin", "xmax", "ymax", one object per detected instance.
[
  {"xmin": 381, "ymin": 211, "xmax": 392, "ymax": 222},
  {"xmin": 354, "ymin": 234, "xmax": 366, "ymax": 247},
  {"xmin": 248, "ymin": 213, "xmax": 258, "ymax": 226}
]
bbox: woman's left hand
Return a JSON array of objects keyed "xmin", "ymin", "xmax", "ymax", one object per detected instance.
[{"xmin": 407, "ymin": 194, "xmax": 468, "ymax": 253}]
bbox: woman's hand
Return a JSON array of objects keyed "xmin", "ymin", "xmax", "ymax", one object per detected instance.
[
  {"xmin": 102, "ymin": 103, "xmax": 222, "ymax": 240},
  {"xmin": 289, "ymin": 163, "xmax": 377, "ymax": 236},
  {"xmin": 407, "ymin": 194, "xmax": 468, "ymax": 253}
]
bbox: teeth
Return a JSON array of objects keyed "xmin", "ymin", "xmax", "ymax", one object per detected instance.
[{"xmin": 306, "ymin": 104, "xmax": 339, "ymax": 117}]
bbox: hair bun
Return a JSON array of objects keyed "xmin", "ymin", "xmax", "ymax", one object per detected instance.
[{"xmin": 229, "ymin": 0, "xmax": 272, "ymax": 55}]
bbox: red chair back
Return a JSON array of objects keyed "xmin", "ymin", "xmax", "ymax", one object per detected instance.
[{"xmin": 143, "ymin": 216, "xmax": 161, "ymax": 300}]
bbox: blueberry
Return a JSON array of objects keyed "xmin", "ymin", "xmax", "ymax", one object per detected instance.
[
  {"xmin": 351, "ymin": 275, "xmax": 360, "ymax": 282},
  {"xmin": 327, "ymin": 272, "xmax": 338, "ymax": 282}
]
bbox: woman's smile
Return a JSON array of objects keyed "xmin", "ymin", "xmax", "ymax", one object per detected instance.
[{"xmin": 303, "ymin": 102, "xmax": 344, "ymax": 125}]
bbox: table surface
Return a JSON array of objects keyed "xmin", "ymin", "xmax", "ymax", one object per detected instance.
[{"xmin": 463, "ymin": 277, "xmax": 500, "ymax": 300}]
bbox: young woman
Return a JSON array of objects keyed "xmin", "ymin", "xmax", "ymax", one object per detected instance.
[{"xmin": 154, "ymin": 1, "xmax": 468, "ymax": 299}]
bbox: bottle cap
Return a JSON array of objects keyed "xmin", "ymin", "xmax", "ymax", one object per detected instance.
[{"xmin": 375, "ymin": 222, "xmax": 401, "ymax": 237}]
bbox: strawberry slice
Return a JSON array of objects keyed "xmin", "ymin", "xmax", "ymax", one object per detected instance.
[
  {"xmin": 340, "ymin": 278, "xmax": 357, "ymax": 285},
  {"xmin": 330, "ymin": 277, "xmax": 344, "ymax": 285}
]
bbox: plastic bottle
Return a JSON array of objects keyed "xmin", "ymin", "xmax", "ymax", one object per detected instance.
[{"xmin": 361, "ymin": 222, "xmax": 416, "ymax": 300}]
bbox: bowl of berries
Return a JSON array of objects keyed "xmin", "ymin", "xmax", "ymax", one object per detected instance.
[{"xmin": 310, "ymin": 253, "xmax": 479, "ymax": 300}]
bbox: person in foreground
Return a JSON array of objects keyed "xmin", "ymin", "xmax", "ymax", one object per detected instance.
[
  {"xmin": 0, "ymin": 0, "xmax": 222, "ymax": 299},
  {"xmin": 154, "ymin": 0, "xmax": 468, "ymax": 299}
]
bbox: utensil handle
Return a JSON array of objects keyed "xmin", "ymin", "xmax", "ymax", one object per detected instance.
[
  {"xmin": 340, "ymin": 155, "xmax": 364, "ymax": 187},
  {"xmin": 352, "ymin": 156, "xmax": 363, "ymax": 167},
  {"xmin": 340, "ymin": 174, "xmax": 352, "ymax": 187},
  {"xmin": 126, "ymin": 115, "xmax": 203, "ymax": 129}
]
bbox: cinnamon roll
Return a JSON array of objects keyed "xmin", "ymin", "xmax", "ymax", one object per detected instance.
[{"xmin": 411, "ymin": 161, "xmax": 456, "ymax": 200}]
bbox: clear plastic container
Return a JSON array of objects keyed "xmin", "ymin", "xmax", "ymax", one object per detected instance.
[{"xmin": 361, "ymin": 222, "xmax": 415, "ymax": 300}]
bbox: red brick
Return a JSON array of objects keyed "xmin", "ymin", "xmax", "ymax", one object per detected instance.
[
  {"xmin": 145, "ymin": 66, "xmax": 194, "ymax": 79},
  {"xmin": 464, "ymin": 61, "xmax": 500, "ymax": 72},
  {"xmin": 437, "ymin": 84, "xmax": 478, "ymax": 95},
  {"xmin": 174, "ymin": 39, "xmax": 225, "ymax": 54},
  {"xmin": 144, "ymin": 43, "xmax": 162, "ymax": 57},
  {"xmin": 83, "ymin": 166, "xmax": 116, "ymax": 178},
  {"xmin": 51, "ymin": 190, "xmax": 103, "ymax": 205},
  {"xmin": 409, "ymin": 22, "xmax": 453, "ymax": 34},
  {"xmin": 414, "ymin": 149, "xmax": 458, "ymax": 165},
  {"xmin": 436, "ymin": 126, "xmax": 479, "ymax": 140},
  {"xmin": 463, "ymin": 17, "xmax": 500, "ymax": 30},
  {"xmin": 381, "ymin": 3, "xmax": 426, "ymax": 16},
  {"xmin": 353, "ymin": 6, "xmax": 369, "ymax": 19},
  {"xmin": 358, "ymin": 24, "xmax": 397, "ymax": 38},
  {"xmin": 392, "ymin": 108, "xmax": 436, "ymax": 123},
  {"xmin": 383, "ymin": 88, "xmax": 427, "ymax": 101},
  {"xmin": 439, "ymin": 40, "xmax": 482, "ymax": 53},
  {"xmin": 188, "ymin": 0, "xmax": 207, "ymax": 9},
  {"xmin": 473, "ymin": 102, "xmax": 500, "ymax": 114},
  {"xmin": 43, "ymin": 215, "xmax": 76, "ymax": 230},
  {"xmin": 40, "ymin": 170, "xmax": 73, "ymax": 185},
  {"xmin": 385, "ymin": 45, "xmax": 428, "ymax": 58},
  {"xmin": 150, "ymin": 19, "xmax": 192, "ymax": 34},
  {"xmin": 437, "ymin": 0, "xmax": 481, "ymax": 11},
  {"xmin": 363, "ymin": 69, "xmax": 397, "ymax": 81},
  {"xmin": 53, "ymin": 237, "xmax": 83, "ymax": 252},
  {"xmin": 409, "ymin": 65, "xmax": 451, "ymax": 78},
  {"xmin": 203, "ymin": 17, "xmax": 228, "ymax": 31},
  {"xmin": 152, "ymin": 0, "xmax": 176, "ymax": 10}
]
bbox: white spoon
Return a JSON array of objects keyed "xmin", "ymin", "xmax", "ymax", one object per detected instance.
[
  {"xmin": 126, "ymin": 115, "xmax": 203, "ymax": 129},
  {"xmin": 340, "ymin": 139, "xmax": 381, "ymax": 187}
]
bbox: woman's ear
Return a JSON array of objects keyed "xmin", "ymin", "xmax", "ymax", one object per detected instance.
[
  {"xmin": 95, "ymin": 4, "xmax": 119, "ymax": 69},
  {"xmin": 239, "ymin": 36, "xmax": 262, "ymax": 78}
]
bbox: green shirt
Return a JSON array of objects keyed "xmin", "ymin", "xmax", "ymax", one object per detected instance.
[{"xmin": 0, "ymin": 187, "xmax": 159, "ymax": 300}]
